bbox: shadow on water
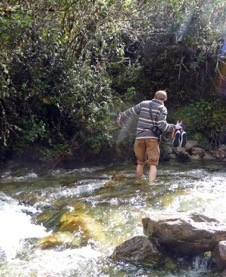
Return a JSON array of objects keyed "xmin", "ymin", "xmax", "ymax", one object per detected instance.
[{"xmin": 0, "ymin": 160, "xmax": 225, "ymax": 276}]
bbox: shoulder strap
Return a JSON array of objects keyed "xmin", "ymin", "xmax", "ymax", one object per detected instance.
[
  {"xmin": 149, "ymin": 101, "xmax": 153, "ymax": 120},
  {"xmin": 149, "ymin": 101, "xmax": 159, "ymax": 125}
]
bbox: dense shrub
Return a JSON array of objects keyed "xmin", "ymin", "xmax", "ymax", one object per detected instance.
[{"xmin": 0, "ymin": 0, "xmax": 225, "ymax": 165}]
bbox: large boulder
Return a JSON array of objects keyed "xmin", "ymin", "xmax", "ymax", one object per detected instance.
[
  {"xmin": 142, "ymin": 214, "xmax": 226, "ymax": 255},
  {"xmin": 112, "ymin": 214, "xmax": 226, "ymax": 273}
]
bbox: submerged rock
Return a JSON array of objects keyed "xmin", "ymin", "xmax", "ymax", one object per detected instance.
[
  {"xmin": 58, "ymin": 203, "xmax": 106, "ymax": 243},
  {"xmin": 38, "ymin": 231, "xmax": 83, "ymax": 249},
  {"xmin": 59, "ymin": 212, "xmax": 105, "ymax": 241},
  {"xmin": 38, "ymin": 201, "xmax": 106, "ymax": 250}
]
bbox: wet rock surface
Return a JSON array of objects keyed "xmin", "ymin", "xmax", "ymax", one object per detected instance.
[
  {"xmin": 112, "ymin": 236, "xmax": 166, "ymax": 266},
  {"xmin": 142, "ymin": 214, "xmax": 226, "ymax": 255},
  {"xmin": 213, "ymin": 241, "xmax": 226, "ymax": 271},
  {"xmin": 113, "ymin": 214, "xmax": 226, "ymax": 272}
]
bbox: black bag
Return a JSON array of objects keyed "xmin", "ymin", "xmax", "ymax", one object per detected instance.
[{"xmin": 151, "ymin": 126, "xmax": 162, "ymax": 137}]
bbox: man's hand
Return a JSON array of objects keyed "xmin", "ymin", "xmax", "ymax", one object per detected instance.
[
  {"xmin": 117, "ymin": 118, "xmax": 121, "ymax": 126},
  {"xmin": 175, "ymin": 123, "xmax": 182, "ymax": 130},
  {"xmin": 117, "ymin": 112, "xmax": 122, "ymax": 126}
]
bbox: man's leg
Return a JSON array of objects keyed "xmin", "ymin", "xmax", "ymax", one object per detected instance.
[
  {"xmin": 134, "ymin": 140, "xmax": 146, "ymax": 181},
  {"xmin": 149, "ymin": 164, "xmax": 157, "ymax": 183},
  {"xmin": 136, "ymin": 163, "xmax": 145, "ymax": 179},
  {"xmin": 146, "ymin": 139, "xmax": 159, "ymax": 184}
]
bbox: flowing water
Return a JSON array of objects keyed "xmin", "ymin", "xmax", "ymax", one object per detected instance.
[{"xmin": 0, "ymin": 160, "xmax": 225, "ymax": 277}]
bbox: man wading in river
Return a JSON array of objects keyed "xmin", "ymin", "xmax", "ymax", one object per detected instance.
[{"xmin": 117, "ymin": 90, "xmax": 182, "ymax": 184}]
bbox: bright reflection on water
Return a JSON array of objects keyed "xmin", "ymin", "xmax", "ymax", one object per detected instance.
[{"xmin": 0, "ymin": 161, "xmax": 225, "ymax": 276}]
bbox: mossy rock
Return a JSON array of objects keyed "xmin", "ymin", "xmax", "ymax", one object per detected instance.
[
  {"xmin": 104, "ymin": 181, "xmax": 122, "ymax": 187},
  {"xmin": 38, "ymin": 231, "xmax": 83, "ymax": 249},
  {"xmin": 34, "ymin": 210, "xmax": 64, "ymax": 230},
  {"xmin": 59, "ymin": 212, "xmax": 105, "ymax": 242}
]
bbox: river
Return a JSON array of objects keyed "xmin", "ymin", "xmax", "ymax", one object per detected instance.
[{"xmin": 0, "ymin": 160, "xmax": 225, "ymax": 276}]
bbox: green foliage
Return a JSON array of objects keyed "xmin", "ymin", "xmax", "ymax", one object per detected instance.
[
  {"xmin": 0, "ymin": 0, "xmax": 226, "ymax": 164},
  {"xmin": 173, "ymin": 99, "xmax": 226, "ymax": 148},
  {"xmin": 56, "ymin": 62, "xmax": 116, "ymax": 153},
  {"xmin": 40, "ymin": 143, "xmax": 73, "ymax": 167},
  {"xmin": 21, "ymin": 117, "xmax": 47, "ymax": 143}
]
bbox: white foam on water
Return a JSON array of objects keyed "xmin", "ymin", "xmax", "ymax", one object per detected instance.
[
  {"xmin": 1, "ymin": 246, "xmax": 103, "ymax": 277},
  {"xmin": 0, "ymin": 194, "xmax": 49, "ymax": 260},
  {"xmin": 0, "ymin": 172, "xmax": 38, "ymax": 183}
]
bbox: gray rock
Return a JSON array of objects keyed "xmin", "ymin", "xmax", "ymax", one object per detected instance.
[
  {"xmin": 142, "ymin": 214, "xmax": 226, "ymax": 255},
  {"xmin": 111, "ymin": 236, "xmax": 165, "ymax": 266},
  {"xmin": 203, "ymin": 154, "xmax": 217, "ymax": 160},
  {"xmin": 185, "ymin": 140, "xmax": 199, "ymax": 150},
  {"xmin": 213, "ymin": 241, "xmax": 226, "ymax": 271},
  {"xmin": 191, "ymin": 147, "xmax": 205, "ymax": 157}
]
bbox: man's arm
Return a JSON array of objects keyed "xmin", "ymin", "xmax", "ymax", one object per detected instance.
[
  {"xmin": 158, "ymin": 106, "xmax": 181, "ymax": 132},
  {"xmin": 117, "ymin": 103, "xmax": 141, "ymax": 125}
]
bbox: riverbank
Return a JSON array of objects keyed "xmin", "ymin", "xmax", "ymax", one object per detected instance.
[
  {"xmin": 161, "ymin": 139, "xmax": 226, "ymax": 162},
  {"xmin": 1, "ymin": 140, "xmax": 226, "ymax": 177}
]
